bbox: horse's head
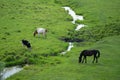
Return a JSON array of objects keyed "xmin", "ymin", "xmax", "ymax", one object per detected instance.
[
  {"xmin": 79, "ymin": 56, "xmax": 82, "ymax": 63},
  {"xmin": 45, "ymin": 29, "xmax": 48, "ymax": 32},
  {"xmin": 79, "ymin": 51, "xmax": 85, "ymax": 63},
  {"xmin": 33, "ymin": 30, "xmax": 38, "ymax": 37}
]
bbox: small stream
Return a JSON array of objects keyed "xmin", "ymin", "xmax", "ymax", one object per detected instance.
[
  {"xmin": 62, "ymin": 7, "xmax": 85, "ymax": 30},
  {"xmin": 61, "ymin": 7, "xmax": 85, "ymax": 55},
  {"xmin": 61, "ymin": 42, "xmax": 74, "ymax": 55},
  {"xmin": 62, "ymin": 7, "xmax": 84, "ymax": 24},
  {"xmin": 0, "ymin": 66, "xmax": 22, "ymax": 80}
]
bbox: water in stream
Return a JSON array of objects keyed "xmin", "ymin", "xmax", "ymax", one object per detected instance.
[
  {"xmin": 62, "ymin": 7, "xmax": 85, "ymax": 30},
  {"xmin": 1, "ymin": 66, "xmax": 22, "ymax": 80},
  {"xmin": 61, "ymin": 7, "xmax": 85, "ymax": 55},
  {"xmin": 62, "ymin": 7, "xmax": 84, "ymax": 24}
]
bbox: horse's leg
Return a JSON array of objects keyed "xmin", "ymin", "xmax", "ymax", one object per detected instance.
[
  {"xmin": 44, "ymin": 33, "xmax": 47, "ymax": 38},
  {"xmin": 82, "ymin": 56, "xmax": 86, "ymax": 63},
  {"xmin": 43, "ymin": 33, "xmax": 46, "ymax": 38},
  {"xmin": 84, "ymin": 56, "xmax": 87, "ymax": 63},
  {"xmin": 92, "ymin": 56, "xmax": 96, "ymax": 63},
  {"xmin": 38, "ymin": 33, "xmax": 40, "ymax": 38},
  {"xmin": 45, "ymin": 33, "xmax": 47, "ymax": 38},
  {"xmin": 96, "ymin": 57, "xmax": 98, "ymax": 63},
  {"xmin": 82, "ymin": 56, "xmax": 84, "ymax": 63}
]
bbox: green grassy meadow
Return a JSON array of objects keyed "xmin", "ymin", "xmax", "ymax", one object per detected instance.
[
  {"xmin": 0, "ymin": 0, "xmax": 120, "ymax": 80},
  {"xmin": 6, "ymin": 36, "xmax": 120, "ymax": 80}
]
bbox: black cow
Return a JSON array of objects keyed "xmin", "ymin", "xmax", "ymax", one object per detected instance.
[{"xmin": 21, "ymin": 39, "xmax": 31, "ymax": 49}]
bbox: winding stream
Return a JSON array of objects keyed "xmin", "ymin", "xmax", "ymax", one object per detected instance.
[
  {"xmin": 63, "ymin": 7, "xmax": 85, "ymax": 30},
  {"xmin": 1, "ymin": 66, "xmax": 22, "ymax": 80},
  {"xmin": 61, "ymin": 7, "xmax": 85, "ymax": 55},
  {"xmin": 62, "ymin": 7, "xmax": 84, "ymax": 24},
  {"xmin": 61, "ymin": 42, "xmax": 74, "ymax": 55}
]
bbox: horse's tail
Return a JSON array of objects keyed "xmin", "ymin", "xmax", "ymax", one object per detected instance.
[{"xmin": 97, "ymin": 50, "xmax": 100, "ymax": 58}]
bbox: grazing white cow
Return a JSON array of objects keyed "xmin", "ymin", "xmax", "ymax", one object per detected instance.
[{"xmin": 33, "ymin": 28, "xmax": 47, "ymax": 38}]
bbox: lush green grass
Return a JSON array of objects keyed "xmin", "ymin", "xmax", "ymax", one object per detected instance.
[
  {"xmin": 56, "ymin": 0, "xmax": 120, "ymax": 26},
  {"xmin": 7, "ymin": 36, "xmax": 120, "ymax": 80},
  {"xmin": 56, "ymin": 0, "xmax": 120, "ymax": 41},
  {"xmin": 0, "ymin": 0, "xmax": 74, "ymax": 66},
  {"xmin": 0, "ymin": 0, "xmax": 120, "ymax": 80}
]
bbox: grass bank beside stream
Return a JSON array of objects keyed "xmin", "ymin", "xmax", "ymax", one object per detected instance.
[{"xmin": 7, "ymin": 36, "xmax": 120, "ymax": 80}]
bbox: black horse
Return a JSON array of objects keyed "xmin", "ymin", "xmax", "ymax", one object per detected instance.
[{"xmin": 79, "ymin": 50, "xmax": 100, "ymax": 63}]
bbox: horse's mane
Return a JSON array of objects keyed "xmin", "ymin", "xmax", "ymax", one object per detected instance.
[{"xmin": 79, "ymin": 50, "xmax": 87, "ymax": 58}]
